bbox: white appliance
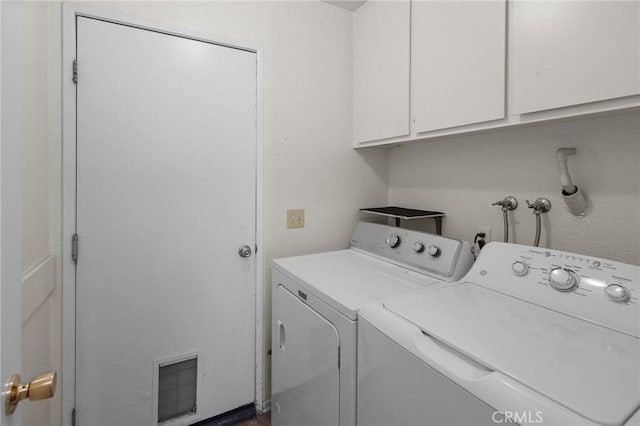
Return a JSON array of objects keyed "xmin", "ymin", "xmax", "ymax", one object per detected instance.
[
  {"xmin": 271, "ymin": 221, "xmax": 474, "ymax": 426},
  {"xmin": 358, "ymin": 242, "xmax": 640, "ymax": 426}
]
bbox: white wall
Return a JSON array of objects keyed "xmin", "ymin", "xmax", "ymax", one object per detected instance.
[
  {"xmin": 27, "ymin": 2, "xmax": 387, "ymax": 422},
  {"xmin": 388, "ymin": 110, "xmax": 640, "ymax": 265}
]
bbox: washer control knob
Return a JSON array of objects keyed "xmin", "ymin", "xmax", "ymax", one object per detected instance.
[
  {"xmin": 413, "ymin": 242, "xmax": 425, "ymax": 253},
  {"xmin": 427, "ymin": 245, "xmax": 440, "ymax": 257},
  {"xmin": 549, "ymin": 268, "xmax": 578, "ymax": 292},
  {"xmin": 512, "ymin": 261, "xmax": 529, "ymax": 276},
  {"xmin": 606, "ymin": 284, "xmax": 631, "ymax": 303},
  {"xmin": 386, "ymin": 234, "xmax": 401, "ymax": 248}
]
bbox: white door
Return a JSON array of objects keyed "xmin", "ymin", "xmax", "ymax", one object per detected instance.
[
  {"xmin": 272, "ymin": 285, "xmax": 340, "ymax": 426},
  {"xmin": 74, "ymin": 17, "xmax": 257, "ymax": 425},
  {"xmin": 2, "ymin": 4, "xmax": 58, "ymax": 425},
  {"xmin": 1, "ymin": 2, "xmax": 23, "ymax": 425}
]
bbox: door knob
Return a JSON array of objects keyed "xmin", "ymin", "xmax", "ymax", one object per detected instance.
[
  {"xmin": 5, "ymin": 371, "xmax": 57, "ymax": 415},
  {"xmin": 238, "ymin": 245, "xmax": 253, "ymax": 258}
]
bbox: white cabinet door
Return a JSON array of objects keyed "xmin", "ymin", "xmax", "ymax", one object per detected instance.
[
  {"xmin": 511, "ymin": 1, "xmax": 640, "ymax": 114},
  {"xmin": 272, "ymin": 285, "xmax": 339, "ymax": 426},
  {"xmin": 353, "ymin": 0, "xmax": 410, "ymax": 144},
  {"xmin": 412, "ymin": 0, "xmax": 506, "ymax": 133}
]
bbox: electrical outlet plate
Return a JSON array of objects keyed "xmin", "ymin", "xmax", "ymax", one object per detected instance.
[
  {"xmin": 287, "ymin": 209, "xmax": 305, "ymax": 229},
  {"xmin": 477, "ymin": 226, "xmax": 491, "ymax": 241}
]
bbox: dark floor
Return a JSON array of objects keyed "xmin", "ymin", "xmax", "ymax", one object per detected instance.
[{"xmin": 236, "ymin": 411, "xmax": 270, "ymax": 426}]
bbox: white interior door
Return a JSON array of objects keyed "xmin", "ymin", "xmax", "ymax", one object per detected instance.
[
  {"xmin": 74, "ymin": 17, "xmax": 257, "ymax": 425},
  {"xmin": 1, "ymin": 3, "xmax": 23, "ymax": 425}
]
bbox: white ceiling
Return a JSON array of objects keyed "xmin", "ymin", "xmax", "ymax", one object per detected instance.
[{"xmin": 324, "ymin": 1, "xmax": 367, "ymax": 12}]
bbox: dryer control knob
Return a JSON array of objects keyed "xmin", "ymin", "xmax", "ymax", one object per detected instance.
[
  {"xmin": 512, "ymin": 261, "xmax": 529, "ymax": 276},
  {"xmin": 386, "ymin": 234, "xmax": 401, "ymax": 248},
  {"xmin": 549, "ymin": 268, "xmax": 578, "ymax": 292},
  {"xmin": 606, "ymin": 284, "xmax": 631, "ymax": 303},
  {"xmin": 427, "ymin": 245, "xmax": 440, "ymax": 257},
  {"xmin": 413, "ymin": 242, "xmax": 425, "ymax": 253}
]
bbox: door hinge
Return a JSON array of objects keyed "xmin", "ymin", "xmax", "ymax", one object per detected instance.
[
  {"xmin": 72, "ymin": 59, "xmax": 78, "ymax": 84},
  {"xmin": 71, "ymin": 408, "xmax": 76, "ymax": 426},
  {"xmin": 72, "ymin": 234, "xmax": 79, "ymax": 264}
]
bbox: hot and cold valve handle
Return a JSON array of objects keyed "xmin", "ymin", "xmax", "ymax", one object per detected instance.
[{"xmin": 526, "ymin": 198, "xmax": 551, "ymax": 214}]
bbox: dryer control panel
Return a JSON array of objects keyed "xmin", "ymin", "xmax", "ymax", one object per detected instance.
[
  {"xmin": 466, "ymin": 242, "xmax": 639, "ymax": 338},
  {"xmin": 350, "ymin": 222, "xmax": 474, "ymax": 282}
]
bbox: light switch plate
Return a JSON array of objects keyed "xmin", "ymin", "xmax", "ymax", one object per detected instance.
[{"xmin": 287, "ymin": 209, "xmax": 305, "ymax": 229}]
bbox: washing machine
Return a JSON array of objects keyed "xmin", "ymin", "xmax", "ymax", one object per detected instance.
[
  {"xmin": 271, "ymin": 221, "xmax": 474, "ymax": 426},
  {"xmin": 358, "ymin": 242, "xmax": 639, "ymax": 426}
]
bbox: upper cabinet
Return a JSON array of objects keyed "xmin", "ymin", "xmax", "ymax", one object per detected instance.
[
  {"xmin": 412, "ymin": 0, "xmax": 506, "ymax": 133},
  {"xmin": 511, "ymin": 1, "xmax": 640, "ymax": 114},
  {"xmin": 353, "ymin": 0, "xmax": 640, "ymax": 148},
  {"xmin": 353, "ymin": 0, "xmax": 411, "ymax": 144}
]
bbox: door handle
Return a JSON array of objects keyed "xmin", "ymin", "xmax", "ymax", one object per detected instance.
[
  {"xmin": 238, "ymin": 244, "xmax": 253, "ymax": 258},
  {"xmin": 277, "ymin": 320, "xmax": 285, "ymax": 351},
  {"xmin": 5, "ymin": 371, "xmax": 57, "ymax": 415}
]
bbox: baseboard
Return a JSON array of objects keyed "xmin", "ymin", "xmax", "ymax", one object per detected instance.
[
  {"xmin": 260, "ymin": 400, "xmax": 271, "ymax": 413},
  {"xmin": 193, "ymin": 404, "xmax": 255, "ymax": 426}
]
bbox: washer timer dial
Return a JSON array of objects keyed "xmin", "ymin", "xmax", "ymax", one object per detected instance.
[
  {"xmin": 548, "ymin": 268, "xmax": 578, "ymax": 292},
  {"xmin": 413, "ymin": 242, "xmax": 425, "ymax": 253}
]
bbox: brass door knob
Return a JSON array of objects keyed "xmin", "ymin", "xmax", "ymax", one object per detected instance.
[{"xmin": 5, "ymin": 371, "xmax": 56, "ymax": 415}]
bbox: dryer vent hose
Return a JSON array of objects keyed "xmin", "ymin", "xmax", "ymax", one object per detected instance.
[
  {"xmin": 556, "ymin": 148, "xmax": 578, "ymax": 195},
  {"xmin": 556, "ymin": 147, "xmax": 587, "ymax": 216}
]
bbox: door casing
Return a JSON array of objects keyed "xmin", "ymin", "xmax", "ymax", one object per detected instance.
[{"xmin": 61, "ymin": 5, "xmax": 265, "ymax": 425}]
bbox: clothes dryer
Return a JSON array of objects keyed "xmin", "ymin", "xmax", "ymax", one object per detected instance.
[{"xmin": 271, "ymin": 222, "xmax": 474, "ymax": 426}]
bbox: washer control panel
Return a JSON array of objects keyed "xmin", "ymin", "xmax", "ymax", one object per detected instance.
[
  {"xmin": 350, "ymin": 222, "xmax": 474, "ymax": 282},
  {"xmin": 468, "ymin": 242, "xmax": 639, "ymax": 338}
]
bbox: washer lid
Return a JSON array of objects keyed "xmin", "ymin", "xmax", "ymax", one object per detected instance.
[
  {"xmin": 384, "ymin": 283, "xmax": 640, "ymax": 426},
  {"xmin": 273, "ymin": 250, "xmax": 439, "ymax": 320}
]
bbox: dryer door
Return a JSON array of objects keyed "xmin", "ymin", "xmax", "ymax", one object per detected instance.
[{"xmin": 272, "ymin": 285, "xmax": 340, "ymax": 426}]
